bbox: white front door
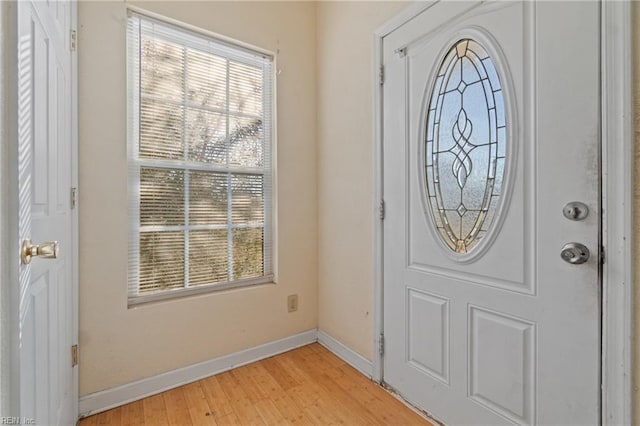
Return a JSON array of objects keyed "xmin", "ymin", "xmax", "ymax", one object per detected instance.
[
  {"xmin": 17, "ymin": 1, "xmax": 77, "ymax": 424},
  {"xmin": 382, "ymin": 2, "xmax": 600, "ymax": 425}
]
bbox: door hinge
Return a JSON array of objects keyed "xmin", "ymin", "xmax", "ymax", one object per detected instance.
[
  {"xmin": 70, "ymin": 29, "xmax": 77, "ymax": 51},
  {"xmin": 71, "ymin": 345, "xmax": 78, "ymax": 367},
  {"xmin": 379, "ymin": 199, "xmax": 385, "ymax": 220},
  {"xmin": 600, "ymin": 245, "xmax": 606, "ymax": 265},
  {"xmin": 70, "ymin": 187, "xmax": 77, "ymax": 209},
  {"xmin": 379, "ymin": 65, "xmax": 385, "ymax": 86},
  {"xmin": 379, "ymin": 334, "xmax": 385, "ymax": 356}
]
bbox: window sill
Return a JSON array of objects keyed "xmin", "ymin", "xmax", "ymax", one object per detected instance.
[{"xmin": 128, "ymin": 275, "xmax": 276, "ymax": 308}]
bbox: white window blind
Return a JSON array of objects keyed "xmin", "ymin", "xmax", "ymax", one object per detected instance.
[{"xmin": 127, "ymin": 11, "xmax": 274, "ymax": 305}]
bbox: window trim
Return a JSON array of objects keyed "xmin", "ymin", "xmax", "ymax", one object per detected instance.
[{"xmin": 126, "ymin": 9, "xmax": 276, "ymax": 306}]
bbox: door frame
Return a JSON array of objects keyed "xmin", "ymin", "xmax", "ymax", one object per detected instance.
[
  {"xmin": 0, "ymin": 0, "xmax": 79, "ymax": 420},
  {"xmin": 371, "ymin": 1, "xmax": 634, "ymax": 424}
]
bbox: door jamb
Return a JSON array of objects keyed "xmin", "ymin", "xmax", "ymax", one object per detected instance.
[
  {"xmin": 601, "ymin": 1, "xmax": 634, "ymax": 424},
  {"xmin": 70, "ymin": 0, "xmax": 80, "ymax": 420},
  {"xmin": 371, "ymin": 2, "xmax": 634, "ymax": 424},
  {"xmin": 371, "ymin": 0, "xmax": 436, "ymax": 385},
  {"xmin": 2, "ymin": 0, "xmax": 20, "ymax": 417}
]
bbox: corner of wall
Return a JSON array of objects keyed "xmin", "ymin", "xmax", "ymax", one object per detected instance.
[{"xmin": 315, "ymin": 0, "xmax": 410, "ymax": 364}]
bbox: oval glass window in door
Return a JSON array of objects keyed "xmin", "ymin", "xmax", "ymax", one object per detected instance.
[{"xmin": 425, "ymin": 38, "xmax": 507, "ymax": 255}]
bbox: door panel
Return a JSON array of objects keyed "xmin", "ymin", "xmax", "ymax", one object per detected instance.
[
  {"xmin": 382, "ymin": 2, "xmax": 600, "ymax": 425},
  {"xmin": 468, "ymin": 305, "xmax": 535, "ymax": 424},
  {"xmin": 17, "ymin": 1, "xmax": 76, "ymax": 424},
  {"xmin": 407, "ymin": 2, "xmax": 528, "ymax": 291},
  {"xmin": 407, "ymin": 288, "xmax": 449, "ymax": 384}
]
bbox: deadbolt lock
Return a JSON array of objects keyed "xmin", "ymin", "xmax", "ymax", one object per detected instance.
[{"xmin": 563, "ymin": 202, "xmax": 589, "ymax": 221}]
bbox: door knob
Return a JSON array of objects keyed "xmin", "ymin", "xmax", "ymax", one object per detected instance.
[
  {"xmin": 21, "ymin": 239, "xmax": 59, "ymax": 265},
  {"xmin": 560, "ymin": 242, "xmax": 590, "ymax": 265}
]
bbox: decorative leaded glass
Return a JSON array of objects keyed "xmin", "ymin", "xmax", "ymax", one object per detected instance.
[{"xmin": 425, "ymin": 39, "xmax": 506, "ymax": 254}]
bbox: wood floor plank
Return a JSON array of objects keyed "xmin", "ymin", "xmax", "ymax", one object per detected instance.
[
  {"xmin": 250, "ymin": 362, "xmax": 316, "ymax": 425},
  {"xmin": 253, "ymin": 399, "xmax": 290, "ymax": 426},
  {"xmin": 304, "ymin": 343, "xmax": 323, "ymax": 354},
  {"xmin": 142, "ymin": 393, "xmax": 168, "ymax": 426},
  {"xmin": 162, "ymin": 387, "xmax": 193, "ymax": 425},
  {"xmin": 79, "ymin": 415, "xmax": 97, "ymax": 426},
  {"xmin": 333, "ymin": 362, "xmax": 428, "ymax": 424},
  {"xmin": 282, "ymin": 353, "xmax": 352, "ymax": 425},
  {"xmin": 311, "ymin": 344, "xmax": 349, "ymax": 369},
  {"xmin": 79, "ymin": 344, "xmax": 432, "ymax": 426},
  {"xmin": 120, "ymin": 400, "xmax": 145, "ymax": 426},
  {"xmin": 289, "ymin": 345, "xmax": 427, "ymax": 425},
  {"xmin": 96, "ymin": 406, "xmax": 122, "ymax": 426},
  {"xmin": 244, "ymin": 362, "xmax": 281, "ymax": 397},
  {"xmin": 217, "ymin": 371, "xmax": 265, "ymax": 425},
  {"xmin": 260, "ymin": 355, "xmax": 300, "ymax": 391},
  {"xmin": 230, "ymin": 365, "xmax": 265, "ymax": 403},
  {"xmin": 286, "ymin": 385, "xmax": 341, "ymax": 426},
  {"xmin": 271, "ymin": 352, "xmax": 316, "ymax": 388},
  {"xmin": 199, "ymin": 375, "xmax": 240, "ymax": 424},
  {"xmin": 287, "ymin": 349, "xmax": 383, "ymax": 426},
  {"xmin": 182, "ymin": 381, "xmax": 217, "ymax": 425}
]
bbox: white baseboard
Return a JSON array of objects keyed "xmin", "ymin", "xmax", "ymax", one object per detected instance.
[
  {"xmin": 317, "ymin": 330, "xmax": 373, "ymax": 379},
  {"xmin": 79, "ymin": 328, "xmax": 375, "ymax": 418},
  {"xmin": 78, "ymin": 329, "xmax": 318, "ymax": 417}
]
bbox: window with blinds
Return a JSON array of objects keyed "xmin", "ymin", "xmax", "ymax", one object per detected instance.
[{"xmin": 127, "ymin": 11, "xmax": 274, "ymax": 305}]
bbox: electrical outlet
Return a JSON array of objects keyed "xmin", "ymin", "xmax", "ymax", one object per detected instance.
[{"xmin": 287, "ymin": 294, "xmax": 298, "ymax": 313}]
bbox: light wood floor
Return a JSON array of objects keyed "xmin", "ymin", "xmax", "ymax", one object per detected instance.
[{"xmin": 79, "ymin": 343, "xmax": 432, "ymax": 425}]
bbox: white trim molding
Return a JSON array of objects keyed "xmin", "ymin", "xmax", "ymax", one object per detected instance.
[
  {"xmin": 0, "ymin": 1, "xmax": 16, "ymax": 416},
  {"xmin": 78, "ymin": 329, "xmax": 318, "ymax": 418},
  {"xmin": 601, "ymin": 1, "xmax": 634, "ymax": 424},
  {"xmin": 70, "ymin": 1, "xmax": 80, "ymax": 420},
  {"xmin": 317, "ymin": 330, "xmax": 373, "ymax": 379},
  {"xmin": 2, "ymin": 0, "xmax": 20, "ymax": 418},
  {"xmin": 371, "ymin": 0, "xmax": 436, "ymax": 385},
  {"xmin": 79, "ymin": 329, "xmax": 381, "ymax": 419}
]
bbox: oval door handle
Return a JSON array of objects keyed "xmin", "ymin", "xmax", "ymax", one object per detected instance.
[
  {"xmin": 21, "ymin": 239, "xmax": 59, "ymax": 265},
  {"xmin": 560, "ymin": 242, "xmax": 590, "ymax": 265}
]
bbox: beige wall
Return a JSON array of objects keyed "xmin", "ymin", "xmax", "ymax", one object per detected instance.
[
  {"xmin": 316, "ymin": 1, "xmax": 408, "ymax": 360},
  {"xmin": 78, "ymin": 1, "xmax": 317, "ymax": 395}
]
